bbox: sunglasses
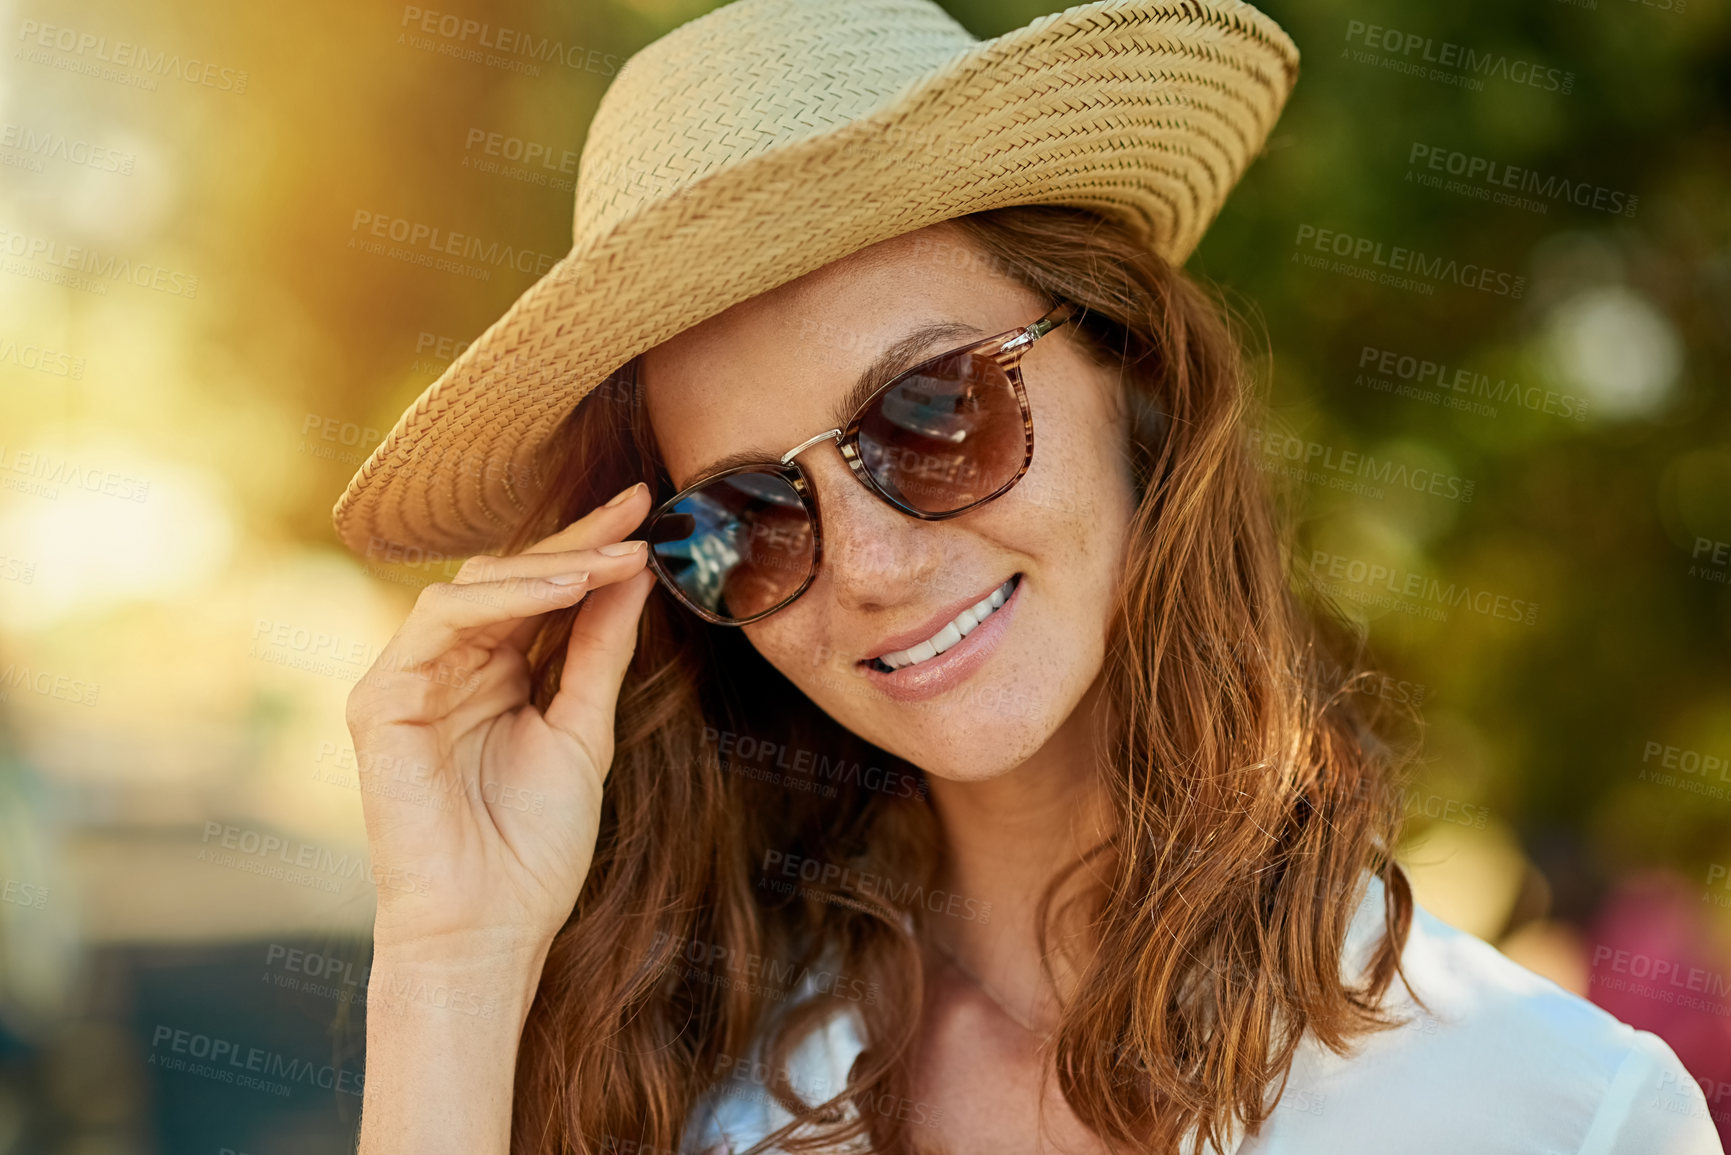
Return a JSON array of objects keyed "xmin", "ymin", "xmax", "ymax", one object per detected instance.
[{"xmin": 637, "ymin": 299, "xmax": 1077, "ymax": 626}]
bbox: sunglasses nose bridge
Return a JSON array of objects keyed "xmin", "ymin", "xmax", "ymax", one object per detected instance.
[
  {"xmin": 782, "ymin": 427, "xmax": 887, "ymax": 520},
  {"xmin": 781, "ymin": 426, "xmax": 872, "ymax": 511},
  {"xmin": 778, "ymin": 427, "xmax": 844, "ymax": 467}
]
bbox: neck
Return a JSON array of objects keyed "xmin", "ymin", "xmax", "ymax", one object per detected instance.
[{"xmin": 921, "ymin": 674, "xmax": 1118, "ymax": 1033}]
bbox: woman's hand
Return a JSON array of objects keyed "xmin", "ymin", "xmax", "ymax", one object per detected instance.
[{"xmin": 345, "ymin": 481, "xmax": 657, "ymax": 968}]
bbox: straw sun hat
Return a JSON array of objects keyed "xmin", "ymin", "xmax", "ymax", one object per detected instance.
[{"xmin": 331, "ymin": 0, "xmax": 1299, "ymax": 561}]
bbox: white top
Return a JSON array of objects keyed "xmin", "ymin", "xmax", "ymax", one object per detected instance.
[{"xmin": 681, "ymin": 874, "xmax": 1724, "ymax": 1154}]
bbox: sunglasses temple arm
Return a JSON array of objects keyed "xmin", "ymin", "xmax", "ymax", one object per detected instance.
[{"xmin": 1002, "ymin": 300, "xmax": 1078, "ymax": 353}]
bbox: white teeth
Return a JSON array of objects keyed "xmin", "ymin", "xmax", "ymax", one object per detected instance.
[{"xmin": 877, "ymin": 575, "xmax": 1018, "ymax": 672}]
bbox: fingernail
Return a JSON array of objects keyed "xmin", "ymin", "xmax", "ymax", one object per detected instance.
[
  {"xmin": 598, "ymin": 539, "xmax": 646, "ymax": 556},
  {"xmin": 546, "ymin": 570, "xmax": 591, "ymax": 586},
  {"xmin": 604, "ymin": 481, "xmax": 645, "ymax": 508}
]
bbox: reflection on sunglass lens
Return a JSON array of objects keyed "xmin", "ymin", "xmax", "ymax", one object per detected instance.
[
  {"xmin": 646, "ymin": 470, "xmax": 814, "ymax": 622},
  {"xmin": 857, "ymin": 349, "xmax": 1024, "ymax": 513}
]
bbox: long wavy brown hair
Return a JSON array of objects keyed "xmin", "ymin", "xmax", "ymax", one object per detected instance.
[{"xmin": 500, "ymin": 203, "xmax": 1421, "ymax": 1154}]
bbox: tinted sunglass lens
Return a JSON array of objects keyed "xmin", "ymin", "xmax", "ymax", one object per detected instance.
[
  {"xmin": 856, "ymin": 349, "xmax": 1025, "ymax": 514},
  {"xmin": 646, "ymin": 471, "xmax": 814, "ymax": 622}
]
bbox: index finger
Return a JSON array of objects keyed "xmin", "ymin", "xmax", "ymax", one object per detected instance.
[
  {"xmin": 503, "ymin": 480, "xmax": 655, "ymax": 651},
  {"xmin": 519, "ymin": 480, "xmax": 653, "ymax": 557}
]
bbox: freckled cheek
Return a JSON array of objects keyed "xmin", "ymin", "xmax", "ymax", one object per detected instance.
[
  {"xmin": 1004, "ymin": 449, "xmax": 1073, "ymax": 522},
  {"xmin": 741, "ymin": 619, "xmax": 809, "ymax": 675},
  {"xmin": 1003, "ymin": 451, "xmax": 1131, "ymax": 617},
  {"xmin": 997, "ymin": 431, "xmax": 1112, "ymax": 554},
  {"xmin": 742, "ymin": 610, "xmax": 864, "ymax": 689}
]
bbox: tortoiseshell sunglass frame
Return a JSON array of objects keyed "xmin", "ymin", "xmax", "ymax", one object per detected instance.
[{"xmin": 638, "ymin": 299, "xmax": 1079, "ymax": 626}]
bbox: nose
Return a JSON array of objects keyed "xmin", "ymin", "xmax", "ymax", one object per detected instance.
[{"xmin": 796, "ymin": 443, "xmax": 940, "ymax": 613}]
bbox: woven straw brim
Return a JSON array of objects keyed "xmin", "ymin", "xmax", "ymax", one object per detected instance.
[{"xmin": 332, "ymin": 0, "xmax": 1298, "ymax": 560}]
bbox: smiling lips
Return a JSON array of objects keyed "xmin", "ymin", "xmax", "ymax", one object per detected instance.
[{"xmin": 864, "ymin": 574, "xmax": 1021, "ymax": 673}]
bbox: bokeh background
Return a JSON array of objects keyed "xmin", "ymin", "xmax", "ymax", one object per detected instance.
[{"xmin": 1, "ymin": 0, "xmax": 1728, "ymax": 1150}]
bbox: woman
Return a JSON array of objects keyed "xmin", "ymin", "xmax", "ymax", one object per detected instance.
[{"xmin": 334, "ymin": 1, "xmax": 1720, "ymax": 1153}]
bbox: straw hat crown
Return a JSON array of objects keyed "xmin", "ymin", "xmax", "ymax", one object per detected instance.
[{"xmin": 576, "ymin": 0, "xmax": 978, "ymax": 241}]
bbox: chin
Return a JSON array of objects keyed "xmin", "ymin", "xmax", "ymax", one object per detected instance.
[
  {"xmin": 901, "ymin": 727, "xmax": 1054, "ymax": 783},
  {"xmin": 816, "ymin": 655, "xmax": 1079, "ymax": 783}
]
